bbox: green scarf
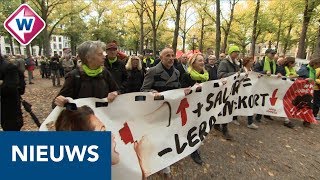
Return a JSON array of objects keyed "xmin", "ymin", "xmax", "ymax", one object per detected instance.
[
  {"xmin": 82, "ymin": 64, "xmax": 103, "ymax": 77},
  {"xmin": 308, "ymin": 65, "xmax": 316, "ymax": 80},
  {"xmin": 284, "ymin": 66, "xmax": 297, "ymax": 77},
  {"xmin": 108, "ymin": 57, "xmax": 117, "ymax": 67},
  {"xmin": 263, "ymin": 57, "xmax": 277, "ymax": 74},
  {"xmin": 143, "ymin": 58, "xmax": 154, "ymax": 64},
  {"xmin": 188, "ymin": 67, "xmax": 209, "ymax": 82}
]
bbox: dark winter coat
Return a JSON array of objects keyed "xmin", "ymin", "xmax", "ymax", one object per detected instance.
[
  {"xmin": 104, "ymin": 57, "xmax": 128, "ymax": 93},
  {"xmin": 127, "ymin": 68, "xmax": 144, "ymax": 93},
  {"xmin": 205, "ymin": 64, "xmax": 218, "ymax": 80},
  {"xmin": 56, "ymin": 68, "xmax": 119, "ymax": 100},
  {"xmin": 180, "ymin": 73, "xmax": 203, "ymax": 88},
  {"xmin": 217, "ymin": 58, "xmax": 241, "ymax": 78},
  {"xmin": 253, "ymin": 57, "xmax": 280, "ymax": 75},
  {"xmin": 0, "ymin": 60, "xmax": 25, "ymax": 130},
  {"xmin": 141, "ymin": 62, "xmax": 180, "ymax": 92}
]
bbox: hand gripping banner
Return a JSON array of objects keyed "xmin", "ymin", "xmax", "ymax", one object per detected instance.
[{"xmin": 40, "ymin": 72, "xmax": 316, "ymax": 179}]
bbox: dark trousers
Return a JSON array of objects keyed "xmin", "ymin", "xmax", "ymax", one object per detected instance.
[{"xmin": 247, "ymin": 116, "xmax": 253, "ymax": 125}]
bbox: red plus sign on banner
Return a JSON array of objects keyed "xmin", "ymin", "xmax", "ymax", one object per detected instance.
[{"xmin": 3, "ymin": 4, "xmax": 45, "ymax": 46}]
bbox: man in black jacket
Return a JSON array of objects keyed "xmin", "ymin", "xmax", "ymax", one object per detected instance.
[
  {"xmin": 176, "ymin": 54, "xmax": 188, "ymax": 80},
  {"xmin": 104, "ymin": 42, "xmax": 128, "ymax": 94},
  {"xmin": 0, "ymin": 54, "xmax": 26, "ymax": 131}
]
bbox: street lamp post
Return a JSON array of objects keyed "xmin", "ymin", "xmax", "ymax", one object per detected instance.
[{"xmin": 191, "ymin": 35, "xmax": 197, "ymax": 53}]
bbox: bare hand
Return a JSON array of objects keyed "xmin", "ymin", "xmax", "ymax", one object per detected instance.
[
  {"xmin": 152, "ymin": 90, "xmax": 161, "ymax": 97},
  {"xmin": 184, "ymin": 87, "xmax": 192, "ymax": 96},
  {"xmin": 266, "ymin": 71, "xmax": 271, "ymax": 76},
  {"xmin": 221, "ymin": 78, "xmax": 227, "ymax": 85},
  {"xmin": 277, "ymin": 73, "xmax": 282, "ymax": 78},
  {"xmin": 107, "ymin": 91, "xmax": 118, "ymax": 102},
  {"xmin": 54, "ymin": 95, "xmax": 68, "ymax": 107}
]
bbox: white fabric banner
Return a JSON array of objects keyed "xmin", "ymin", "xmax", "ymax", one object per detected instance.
[{"xmin": 40, "ymin": 72, "xmax": 315, "ymax": 179}]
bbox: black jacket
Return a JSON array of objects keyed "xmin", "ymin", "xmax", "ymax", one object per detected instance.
[
  {"xmin": 104, "ymin": 57, "xmax": 128, "ymax": 93},
  {"xmin": 205, "ymin": 64, "xmax": 218, "ymax": 80},
  {"xmin": 0, "ymin": 60, "xmax": 25, "ymax": 130},
  {"xmin": 254, "ymin": 57, "xmax": 280, "ymax": 74},
  {"xmin": 176, "ymin": 63, "xmax": 187, "ymax": 81},
  {"xmin": 127, "ymin": 69, "xmax": 144, "ymax": 93},
  {"xmin": 181, "ymin": 73, "xmax": 202, "ymax": 88}
]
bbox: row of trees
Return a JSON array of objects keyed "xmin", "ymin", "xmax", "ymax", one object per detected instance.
[{"xmin": 0, "ymin": 0, "xmax": 319, "ymax": 59}]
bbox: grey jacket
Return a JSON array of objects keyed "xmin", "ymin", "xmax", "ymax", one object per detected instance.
[
  {"xmin": 141, "ymin": 62, "xmax": 180, "ymax": 92},
  {"xmin": 217, "ymin": 57, "xmax": 241, "ymax": 78}
]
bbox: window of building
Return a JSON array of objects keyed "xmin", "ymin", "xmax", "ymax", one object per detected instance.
[
  {"xmin": 53, "ymin": 36, "xmax": 56, "ymax": 42},
  {"xmin": 59, "ymin": 44, "xmax": 62, "ymax": 49},
  {"xmin": 15, "ymin": 48, "xmax": 20, "ymax": 54},
  {"xmin": 53, "ymin": 44, "xmax": 57, "ymax": 49},
  {"xmin": 59, "ymin": 51, "xmax": 62, "ymax": 55},
  {"xmin": 5, "ymin": 47, "xmax": 11, "ymax": 54},
  {"xmin": 59, "ymin": 37, "xmax": 62, "ymax": 42},
  {"xmin": 54, "ymin": 51, "xmax": 57, "ymax": 55}
]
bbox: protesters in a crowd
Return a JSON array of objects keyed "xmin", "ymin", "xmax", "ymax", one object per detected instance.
[
  {"xmin": 40, "ymin": 57, "xmax": 46, "ymax": 78},
  {"xmin": 254, "ymin": 49, "xmax": 282, "ymax": 122},
  {"xmin": 50, "ymin": 54, "xmax": 61, "ymax": 87},
  {"xmin": 284, "ymin": 57, "xmax": 298, "ymax": 79},
  {"xmin": 0, "ymin": 54, "xmax": 26, "ymax": 131},
  {"xmin": 142, "ymin": 52, "xmax": 155, "ymax": 73},
  {"xmin": 14, "ymin": 54, "xmax": 26, "ymax": 73},
  {"xmin": 59, "ymin": 56, "xmax": 65, "ymax": 77},
  {"xmin": 72, "ymin": 56, "xmax": 78, "ymax": 69},
  {"xmin": 276, "ymin": 57, "xmax": 286, "ymax": 76},
  {"xmin": 141, "ymin": 47, "xmax": 180, "ymax": 179},
  {"xmin": 125, "ymin": 55, "xmax": 144, "ymax": 93},
  {"xmin": 297, "ymin": 58, "xmax": 320, "ymax": 125},
  {"xmin": 180, "ymin": 53, "xmax": 208, "ymax": 165},
  {"xmin": 62, "ymin": 55, "xmax": 75, "ymax": 76},
  {"xmin": 205, "ymin": 55, "xmax": 218, "ymax": 80},
  {"xmin": 25, "ymin": 56, "xmax": 35, "ymax": 84},
  {"xmin": 104, "ymin": 42, "xmax": 128, "ymax": 94},
  {"xmin": 216, "ymin": 53, "xmax": 226, "ymax": 67},
  {"xmin": 217, "ymin": 45, "xmax": 241, "ymax": 140},
  {"xmin": 176, "ymin": 54, "xmax": 188, "ymax": 80},
  {"xmin": 54, "ymin": 41, "xmax": 120, "ymax": 108},
  {"xmin": 242, "ymin": 57, "xmax": 259, "ymax": 129}
]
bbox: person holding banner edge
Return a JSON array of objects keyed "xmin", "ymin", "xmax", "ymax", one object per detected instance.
[
  {"xmin": 53, "ymin": 41, "xmax": 120, "ymax": 108},
  {"xmin": 253, "ymin": 49, "xmax": 283, "ymax": 123},
  {"xmin": 141, "ymin": 47, "xmax": 180, "ymax": 179},
  {"xmin": 180, "ymin": 53, "xmax": 209, "ymax": 165}
]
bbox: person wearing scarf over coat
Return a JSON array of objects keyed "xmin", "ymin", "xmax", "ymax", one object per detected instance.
[
  {"xmin": 53, "ymin": 41, "xmax": 120, "ymax": 108},
  {"xmin": 253, "ymin": 49, "xmax": 282, "ymax": 123},
  {"xmin": 181, "ymin": 53, "xmax": 209, "ymax": 165}
]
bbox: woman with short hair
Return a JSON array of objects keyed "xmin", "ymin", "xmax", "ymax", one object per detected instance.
[{"xmin": 54, "ymin": 41, "xmax": 119, "ymax": 107}]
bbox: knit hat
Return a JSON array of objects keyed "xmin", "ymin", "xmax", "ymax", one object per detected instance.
[{"xmin": 228, "ymin": 45, "xmax": 240, "ymax": 55}]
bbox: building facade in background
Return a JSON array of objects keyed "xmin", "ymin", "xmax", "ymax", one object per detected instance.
[{"xmin": 0, "ymin": 35, "xmax": 70, "ymax": 57}]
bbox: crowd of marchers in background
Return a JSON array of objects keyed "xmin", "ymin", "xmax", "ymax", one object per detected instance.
[{"xmin": 1, "ymin": 40, "xmax": 320, "ymax": 179}]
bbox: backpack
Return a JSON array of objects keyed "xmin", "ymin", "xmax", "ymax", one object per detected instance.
[{"xmin": 297, "ymin": 64, "xmax": 309, "ymax": 78}]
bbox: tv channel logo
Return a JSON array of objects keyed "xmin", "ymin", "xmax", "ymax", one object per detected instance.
[{"xmin": 4, "ymin": 4, "xmax": 45, "ymax": 46}]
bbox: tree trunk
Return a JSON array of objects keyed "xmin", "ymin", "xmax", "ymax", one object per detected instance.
[
  {"xmin": 43, "ymin": 25, "xmax": 50, "ymax": 57},
  {"xmin": 18, "ymin": 43, "xmax": 22, "ymax": 55},
  {"xmin": 297, "ymin": 0, "xmax": 312, "ymax": 59},
  {"xmin": 152, "ymin": 0, "xmax": 157, "ymax": 58},
  {"xmin": 283, "ymin": 23, "xmax": 293, "ymax": 55},
  {"xmin": 26, "ymin": 44, "xmax": 31, "ymax": 57},
  {"xmin": 215, "ymin": 0, "xmax": 221, "ymax": 56},
  {"xmin": 314, "ymin": 20, "xmax": 320, "ymax": 58},
  {"xmin": 139, "ymin": 0, "xmax": 144, "ymax": 55},
  {"xmin": 268, "ymin": 41, "xmax": 272, "ymax": 49},
  {"xmin": 275, "ymin": 13, "xmax": 283, "ymax": 52},
  {"xmin": 221, "ymin": 0, "xmax": 237, "ymax": 53},
  {"xmin": 199, "ymin": 17, "xmax": 205, "ymax": 52},
  {"xmin": 251, "ymin": 0, "xmax": 260, "ymax": 57},
  {"xmin": 172, "ymin": 0, "xmax": 182, "ymax": 54}
]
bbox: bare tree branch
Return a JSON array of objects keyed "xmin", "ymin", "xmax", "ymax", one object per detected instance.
[{"xmin": 155, "ymin": 0, "xmax": 170, "ymax": 30}]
